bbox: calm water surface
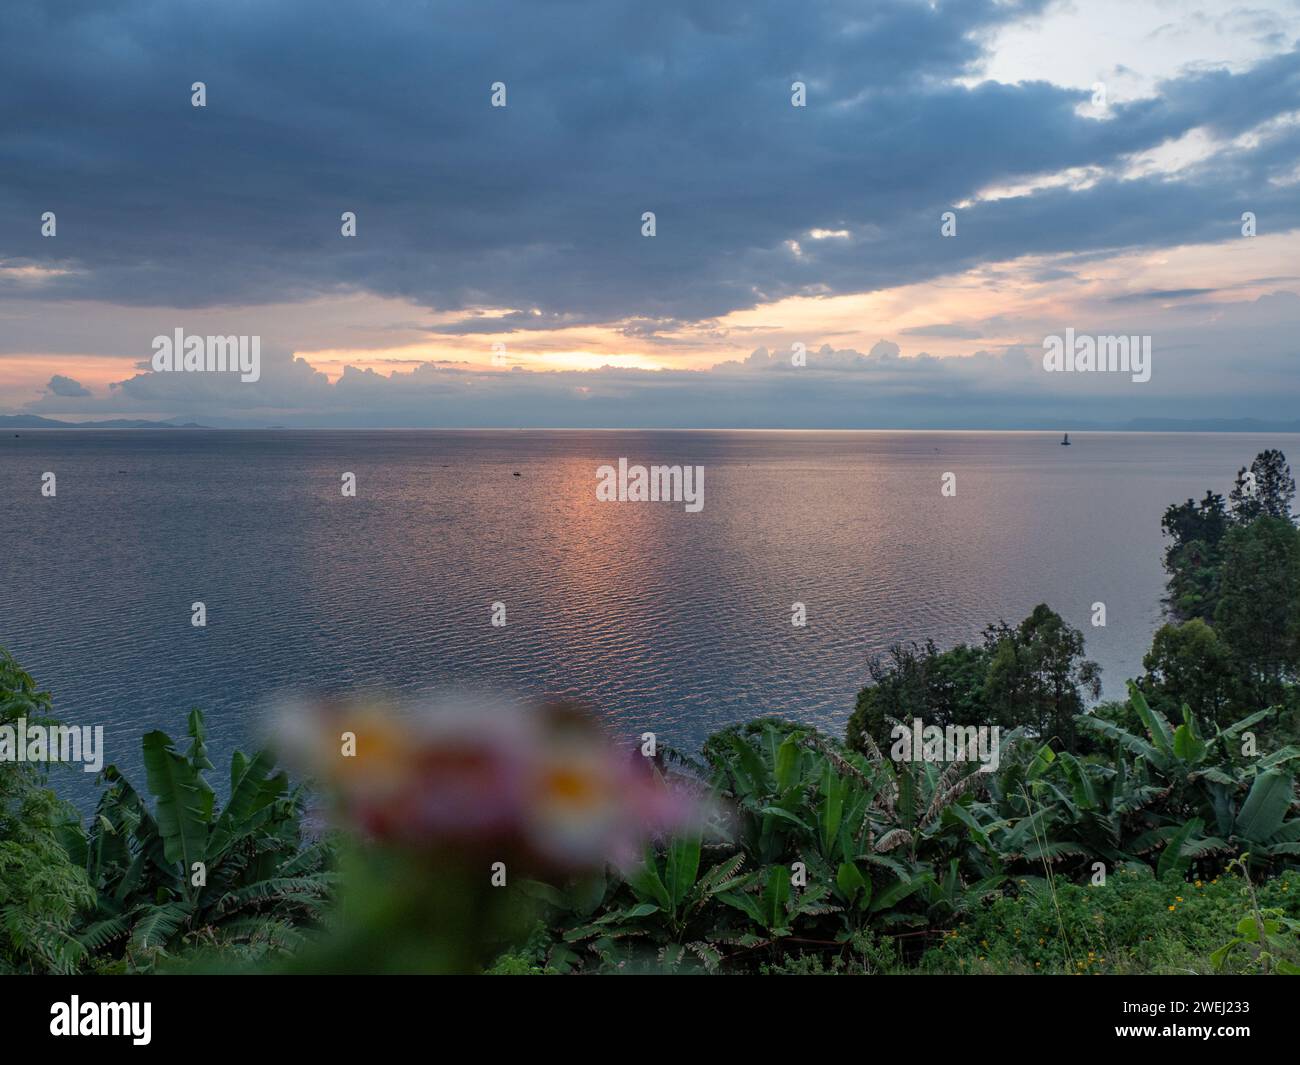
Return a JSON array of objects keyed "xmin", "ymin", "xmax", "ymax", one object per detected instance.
[{"xmin": 2, "ymin": 429, "xmax": 1295, "ymax": 802}]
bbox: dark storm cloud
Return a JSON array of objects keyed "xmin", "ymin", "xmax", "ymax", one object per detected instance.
[{"xmin": 3, "ymin": 0, "xmax": 1297, "ymax": 326}]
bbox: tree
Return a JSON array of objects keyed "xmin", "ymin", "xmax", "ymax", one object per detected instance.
[
  {"xmin": 1214, "ymin": 516, "xmax": 1300, "ymax": 700},
  {"xmin": 1228, "ymin": 449, "xmax": 1295, "ymax": 524},
  {"xmin": 1160, "ymin": 491, "xmax": 1229, "ymax": 621},
  {"xmin": 847, "ymin": 607, "xmax": 1102, "ymax": 756},
  {"xmin": 1160, "ymin": 451, "xmax": 1297, "ymax": 623},
  {"xmin": 981, "ymin": 604, "xmax": 1101, "ymax": 753},
  {"xmin": 1140, "ymin": 619, "xmax": 1239, "ymax": 730},
  {"xmin": 846, "ymin": 639, "xmax": 990, "ymax": 752}
]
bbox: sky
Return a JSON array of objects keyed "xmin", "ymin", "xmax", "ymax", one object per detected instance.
[{"xmin": 1, "ymin": 0, "xmax": 1298, "ymax": 428}]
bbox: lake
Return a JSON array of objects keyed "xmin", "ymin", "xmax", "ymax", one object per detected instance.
[{"xmin": 2, "ymin": 428, "xmax": 1295, "ymax": 803}]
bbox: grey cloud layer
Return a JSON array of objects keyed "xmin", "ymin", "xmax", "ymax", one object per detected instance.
[{"xmin": 3, "ymin": 0, "xmax": 1298, "ymax": 324}]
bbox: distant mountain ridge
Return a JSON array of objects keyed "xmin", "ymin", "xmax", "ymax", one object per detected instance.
[
  {"xmin": 0, "ymin": 415, "xmax": 206, "ymax": 429},
  {"xmin": 1118, "ymin": 417, "xmax": 1300, "ymax": 433},
  {"xmin": 3, "ymin": 414, "xmax": 1299, "ymax": 432}
]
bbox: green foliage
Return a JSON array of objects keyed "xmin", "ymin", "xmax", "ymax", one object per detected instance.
[
  {"xmin": 67, "ymin": 710, "xmax": 334, "ymax": 970},
  {"xmin": 523, "ymin": 720, "xmax": 1011, "ymax": 972},
  {"xmin": 1141, "ymin": 619, "xmax": 1240, "ymax": 731},
  {"xmin": 981, "ymin": 605, "xmax": 1101, "ymax": 753},
  {"xmin": 559, "ymin": 830, "xmax": 750, "ymax": 970},
  {"xmin": 1229, "ymin": 449, "xmax": 1296, "ymax": 524},
  {"xmin": 507, "ymin": 666, "xmax": 1300, "ymax": 974},
  {"xmin": 1161, "ymin": 491, "xmax": 1230, "ymax": 621},
  {"xmin": 848, "ymin": 606, "xmax": 1101, "ymax": 757},
  {"xmin": 1214, "ymin": 516, "xmax": 1300, "ymax": 699},
  {"xmin": 1209, "ymin": 855, "xmax": 1300, "ymax": 974},
  {"xmin": 846, "ymin": 640, "xmax": 991, "ymax": 753},
  {"xmin": 758, "ymin": 930, "xmax": 900, "ymax": 974},
  {"xmin": 1162, "ymin": 449, "xmax": 1297, "ymax": 629},
  {"xmin": 0, "ymin": 648, "xmax": 96, "ymax": 974},
  {"xmin": 1069, "ymin": 685, "xmax": 1300, "ymax": 876},
  {"xmin": 1212, "ymin": 911, "xmax": 1300, "ymax": 974},
  {"xmin": 921, "ymin": 866, "xmax": 1300, "ymax": 975}
]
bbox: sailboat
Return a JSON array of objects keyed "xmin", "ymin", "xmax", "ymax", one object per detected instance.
[{"xmin": 1060, "ymin": 433, "xmax": 1071, "ymax": 446}]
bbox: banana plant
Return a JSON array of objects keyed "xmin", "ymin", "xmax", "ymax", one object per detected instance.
[
  {"xmin": 716, "ymin": 864, "xmax": 836, "ymax": 939},
  {"xmin": 65, "ymin": 710, "xmax": 334, "ymax": 967},
  {"xmin": 916, "ymin": 858, "xmax": 1005, "ymax": 922},
  {"xmin": 796, "ymin": 742, "xmax": 917, "ymax": 914},
  {"xmin": 1227, "ymin": 771, "xmax": 1300, "ymax": 865},
  {"xmin": 559, "ymin": 829, "xmax": 749, "ymax": 970},
  {"xmin": 705, "ymin": 721, "xmax": 820, "ymax": 865},
  {"xmin": 1070, "ymin": 689, "xmax": 1300, "ymax": 875}
]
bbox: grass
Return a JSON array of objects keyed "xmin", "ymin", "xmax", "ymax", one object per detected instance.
[
  {"xmin": 487, "ymin": 866, "xmax": 1300, "ymax": 975},
  {"xmin": 917, "ymin": 867, "xmax": 1300, "ymax": 975}
]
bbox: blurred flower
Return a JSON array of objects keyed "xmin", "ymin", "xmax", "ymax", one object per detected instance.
[{"xmin": 275, "ymin": 696, "xmax": 702, "ymax": 874}]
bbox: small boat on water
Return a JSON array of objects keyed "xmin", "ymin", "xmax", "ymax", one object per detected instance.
[{"xmin": 1060, "ymin": 433, "xmax": 1071, "ymax": 446}]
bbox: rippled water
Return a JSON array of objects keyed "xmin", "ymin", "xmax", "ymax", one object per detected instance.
[{"xmin": 2, "ymin": 429, "xmax": 1295, "ymax": 803}]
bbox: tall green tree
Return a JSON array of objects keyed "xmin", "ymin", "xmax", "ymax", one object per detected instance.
[
  {"xmin": 982, "ymin": 605, "xmax": 1101, "ymax": 753},
  {"xmin": 1214, "ymin": 516, "xmax": 1300, "ymax": 701},
  {"xmin": 1160, "ymin": 491, "xmax": 1229, "ymax": 621},
  {"xmin": 1229, "ymin": 449, "xmax": 1296, "ymax": 524},
  {"xmin": 1161, "ymin": 451, "xmax": 1297, "ymax": 624},
  {"xmin": 1140, "ymin": 619, "xmax": 1239, "ymax": 730}
]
